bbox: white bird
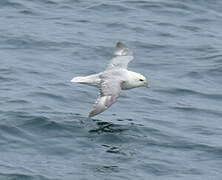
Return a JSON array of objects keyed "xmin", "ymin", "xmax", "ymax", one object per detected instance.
[{"xmin": 71, "ymin": 42, "xmax": 149, "ymax": 117}]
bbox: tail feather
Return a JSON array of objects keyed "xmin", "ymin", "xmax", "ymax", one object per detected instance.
[
  {"xmin": 70, "ymin": 74, "xmax": 100, "ymax": 87},
  {"xmin": 70, "ymin": 76, "xmax": 86, "ymax": 83}
]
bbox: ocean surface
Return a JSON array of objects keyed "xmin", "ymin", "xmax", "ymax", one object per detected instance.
[{"xmin": 1, "ymin": 0, "xmax": 222, "ymax": 179}]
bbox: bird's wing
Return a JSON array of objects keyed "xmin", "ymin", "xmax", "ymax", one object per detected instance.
[
  {"xmin": 89, "ymin": 78, "xmax": 122, "ymax": 117},
  {"xmin": 106, "ymin": 42, "xmax": 134, "ymax": 70}
]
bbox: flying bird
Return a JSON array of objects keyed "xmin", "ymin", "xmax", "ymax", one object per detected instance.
[{"xmin": 71, "ymin": 42, "xmax": 149, "ymax": 117}]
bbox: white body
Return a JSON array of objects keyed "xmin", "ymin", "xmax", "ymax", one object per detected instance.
[{"xmin": 71, "ymin": 69, "xmax": 148, "ymax": 90}]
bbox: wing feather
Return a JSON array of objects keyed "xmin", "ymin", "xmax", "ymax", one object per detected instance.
[
  {"xmin": 106, "ymin": 42, "xmax": 134, "ymax": 70},
  {"xmin": 89, "ymin": 78, "xmax": 122, "ymax": 117}
]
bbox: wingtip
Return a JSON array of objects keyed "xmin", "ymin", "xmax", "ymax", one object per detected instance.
[
  {"xmin": 115, "ymin": 41, "xmax": 127, "ymax": 50},
  {"xmin": 114, "ymin": 41, "xmax": 132, "ymax": 56},
  {"xmin": 88, "ymin": 111, "xmax": 96, "ymax": 118}
]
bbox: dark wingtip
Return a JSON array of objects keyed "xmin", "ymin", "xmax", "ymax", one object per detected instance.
[
  {"xmin": 116, "ymin": 41, "xmax": 127, "ymax": 49},
  {"xmin": 114, "ymin": 41, "xmax": 132, "ymax": 56}
]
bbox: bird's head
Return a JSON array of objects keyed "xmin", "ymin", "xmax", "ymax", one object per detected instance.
[
  {"xmin": 123, "ymin": 71, "xmax": 149, "ymax": 89},
  {"xmin": 135, "ymin": 73, "xmax": 149, "ymax": 88}
]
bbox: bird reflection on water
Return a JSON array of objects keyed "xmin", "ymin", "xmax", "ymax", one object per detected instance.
[{"xmin": 88, "ymin": 119, "xmax": 127, "ymax": 134}]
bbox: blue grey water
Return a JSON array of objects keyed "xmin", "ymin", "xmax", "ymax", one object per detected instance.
[{"xmin": 1, "ymin": 0, "xmax": 222, "ymax": 179}]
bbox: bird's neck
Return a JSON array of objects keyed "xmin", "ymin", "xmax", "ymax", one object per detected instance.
[{"xmin": 121, "ymin": 71, "xmax": 139, "ymax": 90}]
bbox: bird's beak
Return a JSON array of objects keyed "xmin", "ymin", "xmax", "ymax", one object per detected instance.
[{"xmin": 144, "ymin": 82, "xmax": 150, "ymax": 88}]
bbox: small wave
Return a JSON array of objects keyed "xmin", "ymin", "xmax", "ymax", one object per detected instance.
[
  {"xmin": 187, "ymin": 125, "xmax": 221, "ymax": 136},
  {"xmin": 0, "ymin": 0, "xmax": 24, "ymax": 8},
  {"xmin": 157, "ymin": 87, "xmax": 199, "ymax": 96},
  {"xmin": 0, "ymin": 76, "xmax": 15, "ymax": 82},
  {"xmin": 0, "ymin": 68, "xmax": 15, "ymax": 75},
  {"xmin": 17, "ymin": 115, "xmax": 54, "ymax": 130},
  {"xmin": 173, "ymin": 106, "xmax": 222, "ymax": 117},
  {"xmin": 3, "ymin": 35, "xmax": 77, "ymax": 51},
  {"xmin": 105, "ymin": 22, "xmax": 129, "ymax": 30},
  {"xmin": 167, "ymin": 139, "xmax": 222, "ymax": 158},
  {"xmin": 180, "ymin": 25, "xmax": 201, "ymax": 32},
  {"xmin": 133, "ymin": 41, "xmax": 174, "ymax": 51},
  {"xmin": 206, "ymin": 67, "xmax": 222, "ymax": 77},
  {"xmin": 190, "ymin": 17, "xmax": 215, "ymax": 24},
  {"xmin": 139, "ymin": 162, "xmax": 174, "ymax": 176},
  {"xmin": 157, "ymin": 87, "xmax": 222, "ymax": 101},
  {"xmin": 0, "ymin": 173, "xmax": 51, "ymax": 180},
  {"xmin": 19, "ymin": 9, "xmax": 37, "ymax": 16},
  {"xmin": 29, "ymin": 91, "xmax": 66, "ymax": 102},
  {"xmin": 196, "ymin": 54, "xmax": 222, "ymax": 61},
  {"xmin": 86, "ymin": 2, "xmax": 131, "ymax": 12},
  {"xmin": 83, "ymin": 163, "xmax": 121, "ymax": 174},
  {"xmin": 7, "ymin": 99, "xmax": 29, "ymax": 104},
  {"xmin": 191, "ymin": 45, "xmax": 217, "ymax": 53},
  {"xmin": 186, "ymin": 71, "xmax": 203, "ymax": 79},
  {"xmin": 0, "ymin": 124, "xmax": 36, "ymax": 147}
]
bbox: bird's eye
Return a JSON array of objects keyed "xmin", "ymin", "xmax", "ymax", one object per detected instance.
[{"xmin": 139, "ymin": 79, "xmax": 144, "ymax": 81}]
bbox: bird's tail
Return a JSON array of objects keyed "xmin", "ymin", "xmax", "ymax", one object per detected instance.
[
  {"xmin": 70, "ymin": 74, "xmax": 101, "ymax": 87},
  {"xmin": 70, "ymin": 76, "xmax": 88, "ymax": 83}
]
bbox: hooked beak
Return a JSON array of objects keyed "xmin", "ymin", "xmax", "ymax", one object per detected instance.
[{"xmin": 144, "ymin": 82, "xmax": 150, "ymax": 88}]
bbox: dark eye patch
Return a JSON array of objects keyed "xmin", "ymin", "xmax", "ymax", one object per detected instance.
[{"xmin": 139, "ymin": 79, "xmax": 144, "ymax": 81}]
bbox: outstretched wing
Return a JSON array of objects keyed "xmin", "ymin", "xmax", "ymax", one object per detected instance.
[
  {"xmin": 89, "ymin": 78, "xmax": 122, "ymax": 117},
  {"xmin": 106, "ymin": 42, "xmax": 134, "ymax": 70}
]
